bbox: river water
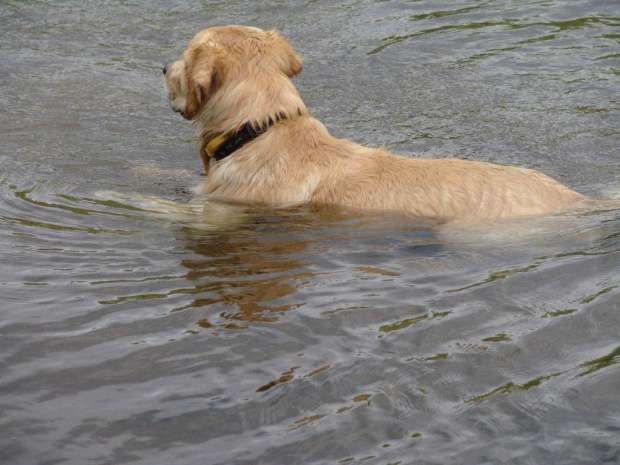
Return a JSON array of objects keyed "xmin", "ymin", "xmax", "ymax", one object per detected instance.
[{"xmin": 1, "ymin": 1, "xmax": 619, "ymax": 464}]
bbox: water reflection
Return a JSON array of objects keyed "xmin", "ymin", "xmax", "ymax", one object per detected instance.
[
  {"xmin": 2, "ymin": 0, "xmax": 620, "ymax": 463},
  {"xmin": 176, "ymin": 203, "xmax": 437, "ymax": 331},
  {"xmin": 179, "ymin": 224, "xmax": 311, "ymax": 328}
]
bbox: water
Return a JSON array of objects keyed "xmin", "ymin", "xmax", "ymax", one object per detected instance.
[{"xmin": 1, "ymin": 1, "xmax": 619, "ymax": 464}]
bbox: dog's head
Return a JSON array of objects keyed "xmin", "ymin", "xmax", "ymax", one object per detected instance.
[{"xmin": 164, "ymin": 26, "xmax": 303, "ymax": 120}]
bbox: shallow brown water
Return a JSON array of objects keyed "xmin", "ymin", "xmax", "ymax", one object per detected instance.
[{"xmin": 1, "ymin": 1, "xmax": 619, "ymax": 464}]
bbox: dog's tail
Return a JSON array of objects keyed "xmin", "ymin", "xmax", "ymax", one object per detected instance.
[{"xmin": 582, "ymin": 196, "xmax": 620, "ymax": 212}]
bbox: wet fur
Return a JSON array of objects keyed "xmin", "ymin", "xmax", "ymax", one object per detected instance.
[{"xmin": 165, "ymin": 25, "xmax": 603, "ymax": 221}]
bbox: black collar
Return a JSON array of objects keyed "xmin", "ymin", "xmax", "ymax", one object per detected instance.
[{"xmin": 205, "ymin": 113, "xmax": 287, "ymax": 162}]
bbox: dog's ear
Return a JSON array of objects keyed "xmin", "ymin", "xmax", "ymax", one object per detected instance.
[
  {"xmin": 184, "ymin": 43, "xmax": 224, "ymax": 119},
  {"xmin": 267, "ymin": 30, "xmax": 303, "ymax": 78}
]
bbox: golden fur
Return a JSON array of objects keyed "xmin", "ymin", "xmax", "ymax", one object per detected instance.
[{"xmin": 165, "ymin": 25, "xmax": 600, "ymax": 221}]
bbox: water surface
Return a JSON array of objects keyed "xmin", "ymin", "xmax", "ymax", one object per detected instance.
[{"xmin": 1, "ymin": 1, "xmax": 619, "ymax": 464}]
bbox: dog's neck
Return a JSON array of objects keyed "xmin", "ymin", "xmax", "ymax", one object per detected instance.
[{"xmin": 196, "ymin": 71, "xmax": 307, "ymax": 147}]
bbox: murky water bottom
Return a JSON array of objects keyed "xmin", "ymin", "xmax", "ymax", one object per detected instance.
[{"xmin": 1, "ymin": 1, "xmax": 619, "ymax": 464}]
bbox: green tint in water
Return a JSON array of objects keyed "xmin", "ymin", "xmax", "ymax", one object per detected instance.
[{"xmin": 1, "ymin": 1, "xmax": 619, "ymax": 464}]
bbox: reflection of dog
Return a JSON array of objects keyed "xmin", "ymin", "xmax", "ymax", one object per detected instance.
[{"xmin": 165, "ymin": 25, "xmax": 601, "ymax": 220}]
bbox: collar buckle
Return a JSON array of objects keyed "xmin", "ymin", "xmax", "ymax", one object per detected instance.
[{"xmin": 205, "ymin": 134, "xmax": 229, "ymax": 159}]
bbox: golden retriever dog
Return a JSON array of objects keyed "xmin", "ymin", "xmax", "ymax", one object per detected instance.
[{"xmin": 164, "ymin": 25, "xmax": 608, "ymax": 221}]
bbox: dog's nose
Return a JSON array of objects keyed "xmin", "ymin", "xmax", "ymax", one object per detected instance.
[{"xmin": 163, "ymin": 65, "xmax": 167, "ymax": 75}]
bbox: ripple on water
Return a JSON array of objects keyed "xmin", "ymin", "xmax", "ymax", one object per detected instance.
[{"xmin": 1, "ymin": 1, "xmax": 620, "ymax": 464}]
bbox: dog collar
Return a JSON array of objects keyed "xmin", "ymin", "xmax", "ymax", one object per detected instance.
[{"xmin": 205, "ymin": 114, "xmax": 287, "ymax": 162}]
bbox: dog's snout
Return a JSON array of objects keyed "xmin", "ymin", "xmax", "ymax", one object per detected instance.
[{"xmin": 163, "ymin": 65, "xmax": 168, "ymax": 75}]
